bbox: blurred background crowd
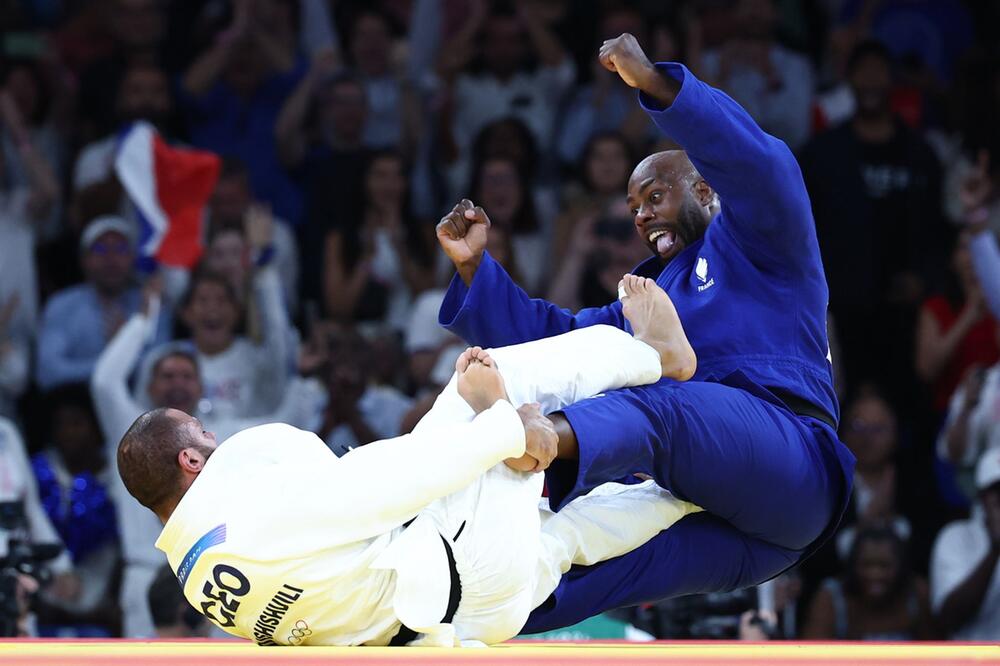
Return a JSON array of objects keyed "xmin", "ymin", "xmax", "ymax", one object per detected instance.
[{"xmin": 1, "ymin": 0, "xmax": 999, "ymax": 643}]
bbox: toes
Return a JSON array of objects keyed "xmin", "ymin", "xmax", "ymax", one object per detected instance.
[
  {"xmin": 457, "ymin": 347, "xmax": 481, "ymax": 373},
  {"xmin": 456, "ymin": 348, "xmax": 475, "ymax": 373},
  {"xmin": 475, "ymin": 348, "xmax": 494, "ymax": 367},
  {"xmin": 622, "ymin": 273, "xmax": 636, "ymax": 296}
]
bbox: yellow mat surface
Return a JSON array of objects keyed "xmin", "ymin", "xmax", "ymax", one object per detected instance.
[{"xmin": 1, "ymin": 640, "xmax": 998, "ymax": 665}]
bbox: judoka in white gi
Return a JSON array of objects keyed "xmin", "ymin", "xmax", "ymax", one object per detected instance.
[{"xmin": 116, "ymin": 278, "xmax": 702, "ymax": 646}]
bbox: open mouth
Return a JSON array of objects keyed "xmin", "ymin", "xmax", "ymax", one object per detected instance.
[{"xmin": 648, "ymin": 228, "xmax": 677, "ymax": 255}]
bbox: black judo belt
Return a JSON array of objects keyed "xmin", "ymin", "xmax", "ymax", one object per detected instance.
[
  {"xmin": 770, "ymin": 387, "xmax": 837, "ymax": 430},
  {"xmin": 388, "ymin": 526, "xmax": 463, "ymax": 646}
]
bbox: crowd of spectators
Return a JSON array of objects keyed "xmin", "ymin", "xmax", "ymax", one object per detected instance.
[{"xmin": 1, "ymin": 0, "xmax": 999, "ymax": 642}]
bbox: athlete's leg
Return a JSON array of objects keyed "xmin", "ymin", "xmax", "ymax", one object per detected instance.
[
  {"xmin": 413, "ymin": 324, "xmax": 663, "ymax": 434},
  {"xmin": 523, "ymin": 511, "xmax": 800, "ymax": 634},
  {"xmin": 532, "ymin": 480, "xmax": 701, "ymax": 609},
  {"xmin": 550, "ymin": 380, "xmax": 849, "ymax": 551}
]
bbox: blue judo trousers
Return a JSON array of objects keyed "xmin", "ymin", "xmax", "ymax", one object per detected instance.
[{"xmin": 439, "ymin": 63, "xmax": 857, "ymax": 633}]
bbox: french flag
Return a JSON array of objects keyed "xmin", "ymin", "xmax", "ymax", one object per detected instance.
[{"xmin": 114, "ymin": 122, "xmax": 221, "ymax": 269}]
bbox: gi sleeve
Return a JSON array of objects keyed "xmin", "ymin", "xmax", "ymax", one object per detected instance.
[
  {"xmin": 638, "ymin": 63, "xmax": 819, "ymax": 274},
  {"xmin": 280, "ymin": 400, "xmax": 527, "ymax": 545},
  {"xmin": 439, "ymin": 251, "xmax": 627, "ymax": 348}
]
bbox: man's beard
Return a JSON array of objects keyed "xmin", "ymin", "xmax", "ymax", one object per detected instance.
[
  {"xmin": 675, "ymin": 195, "xmax": 710, "ymax": 247},
  {"xmin": 191, "ymin": 442, "xmax": 216, "ymax": 462}
]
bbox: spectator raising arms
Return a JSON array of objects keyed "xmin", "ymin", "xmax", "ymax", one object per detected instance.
[
  {"xmin": 321, "ymin": 150, "xmax": 433, "ymax": 330},
  {"xmin": 91, "ymin": 274, "xmax": 323, "ymax": 637},
  {"xmin": 176, "ymin": 210, "xmax": 292, "ymax": 421},
  {"xmin": 437, "ymin": 0, "xmax": 575, "ymax": 200},
  {"xmin": 180, "ymin": 0, "xmax": 306, "ymax": 226},
  {"xmin": 915, "ymin": 230, "xmax": 998, "ymax": 415}
]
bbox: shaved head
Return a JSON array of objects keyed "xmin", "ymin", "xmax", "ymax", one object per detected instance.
[
  {"xmin": 118, "ymin": 408, "xmax": 218, "ymax": 517},
  {"xmin": 625, "ymin": 150, "xmax": 715, "ymax": 264},
  {"xmin": 629, "ymin": 150, "xmax": 700, "ymax": 190}
]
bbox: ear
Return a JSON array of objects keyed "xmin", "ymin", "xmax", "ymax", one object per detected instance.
[
  {"xmin": 692, "ymin": 179, "xmax": 714, "ymax": 207},
  {"xmin": 177, "ymin": 447, "xmax": 207, "ymax": 474}
]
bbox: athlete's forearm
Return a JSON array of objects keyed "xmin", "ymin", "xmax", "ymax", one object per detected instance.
[
  {"xmin": 551, "ymin": 413, "xmax": 579, "ymax": 460},
  {"xmin": 335, "ymin": 400, "xmax": 527, "ymax": 538},
  {"xmin": 636, "ymin": 66, "xmax": 680, "ymax": 109}
]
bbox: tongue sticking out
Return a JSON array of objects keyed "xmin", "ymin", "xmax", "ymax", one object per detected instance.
[{"xmin": 657, "ymin": 231, "xmax": 676, "ymax": 254}]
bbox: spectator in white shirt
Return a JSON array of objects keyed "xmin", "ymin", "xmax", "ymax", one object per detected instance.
[
  {"xmin": 699, "ymin": 0, "xmax": 815, "ymax": 151},
  {"xmin": 438, "ymin": 2, "xmax": 575, "ymax": 200},
  {"xmin": 931, "ymin": 448, "xmax": 1000, "ymax": 639}
]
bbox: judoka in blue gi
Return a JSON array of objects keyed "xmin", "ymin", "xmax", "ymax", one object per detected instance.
[{"xmin": 435, "ymin": 33, "xmax": 858, "ymax": 633}]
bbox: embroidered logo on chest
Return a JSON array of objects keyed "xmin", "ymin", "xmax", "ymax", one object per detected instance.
[{"xmin": 695, "ymin": 257, "xmax": 715, "ymax": 292}]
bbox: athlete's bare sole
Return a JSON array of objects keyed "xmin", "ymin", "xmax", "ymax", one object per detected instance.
[
  {"xmin": 456, "ymin": 347, "xmax": 510, "ymax": 414},
  {"xmin": 619, "ymin": 274, "xmax": 697, "ymax": 381},
  {"xmin": 456, "ymin": 347, "xmax": 537, "ymax": 472}
]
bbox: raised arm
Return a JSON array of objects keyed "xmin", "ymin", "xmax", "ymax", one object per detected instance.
[
  {"xmin": 600, "ymin": 33, "xmax": 817, "ymax": 270},
  {"xmin": 274, "ymin": 48, "xmax": 339, "ymax": 169},
  {"xmin": 959, "ymin": 151, "xmax": 1000, "ymax": 318},
  {"xmin": 970, "ymin": 231, "xmax": 1000, "ymax": 319},
  {"xmin": 91, "ymin": 289, "xmax": 159, "ymax": 445},
  {"xmin": 245, "ymin": 208, "xmax": 292, "ymax": 402},
  {"xmin": 436, "ymin": 200, "xmax": 626, "ymax": 347}
]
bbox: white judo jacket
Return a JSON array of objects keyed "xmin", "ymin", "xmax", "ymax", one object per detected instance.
[{"xmin": 155, "ymin": 403, "xmax": 526, "ymax": 646}]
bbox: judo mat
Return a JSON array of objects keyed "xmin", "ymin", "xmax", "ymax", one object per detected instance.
[{"xmin": 1, "ymin": 640, "xmax": 997, "ymax": 665}]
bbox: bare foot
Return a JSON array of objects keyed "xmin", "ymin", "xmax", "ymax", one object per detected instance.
[
  {"xmin": 619, "ymin": 274, "xmax": 697, "ymax": 381},
  {"xmin": 456, "ymin": 347, "xmax": 510, "ymax": 413}
]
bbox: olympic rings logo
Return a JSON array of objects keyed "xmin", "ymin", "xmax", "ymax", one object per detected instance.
[{"xmin": 287, "ymin": 619, "xmax": 312, "ymax": 645}]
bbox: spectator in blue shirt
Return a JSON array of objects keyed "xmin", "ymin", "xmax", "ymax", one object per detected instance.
[
  {"xmin": 179, "ymin": 0, "xmax": 307, "ymax": 226},
  {"xmin": 35, "ymin": 216, "xmax": 167, "ymax": 390}
]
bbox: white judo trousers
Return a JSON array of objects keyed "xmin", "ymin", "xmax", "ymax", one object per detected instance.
[{"xmin": 389, "ymin": 325, "xmax": 702, "ymax": 645}]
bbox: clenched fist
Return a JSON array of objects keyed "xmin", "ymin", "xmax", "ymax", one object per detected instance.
[
  {"xmin": 598, "ymin": 33, "xmax": 678, "ymax": 105},
  {"xmin": 436, "ymin": 199, "xmax": 490, "ymax": 286}
]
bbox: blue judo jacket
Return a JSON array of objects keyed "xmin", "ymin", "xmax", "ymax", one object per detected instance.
[{"xmin": 440, "ymin": 63, "xmax": 843, "ymax": 434}]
